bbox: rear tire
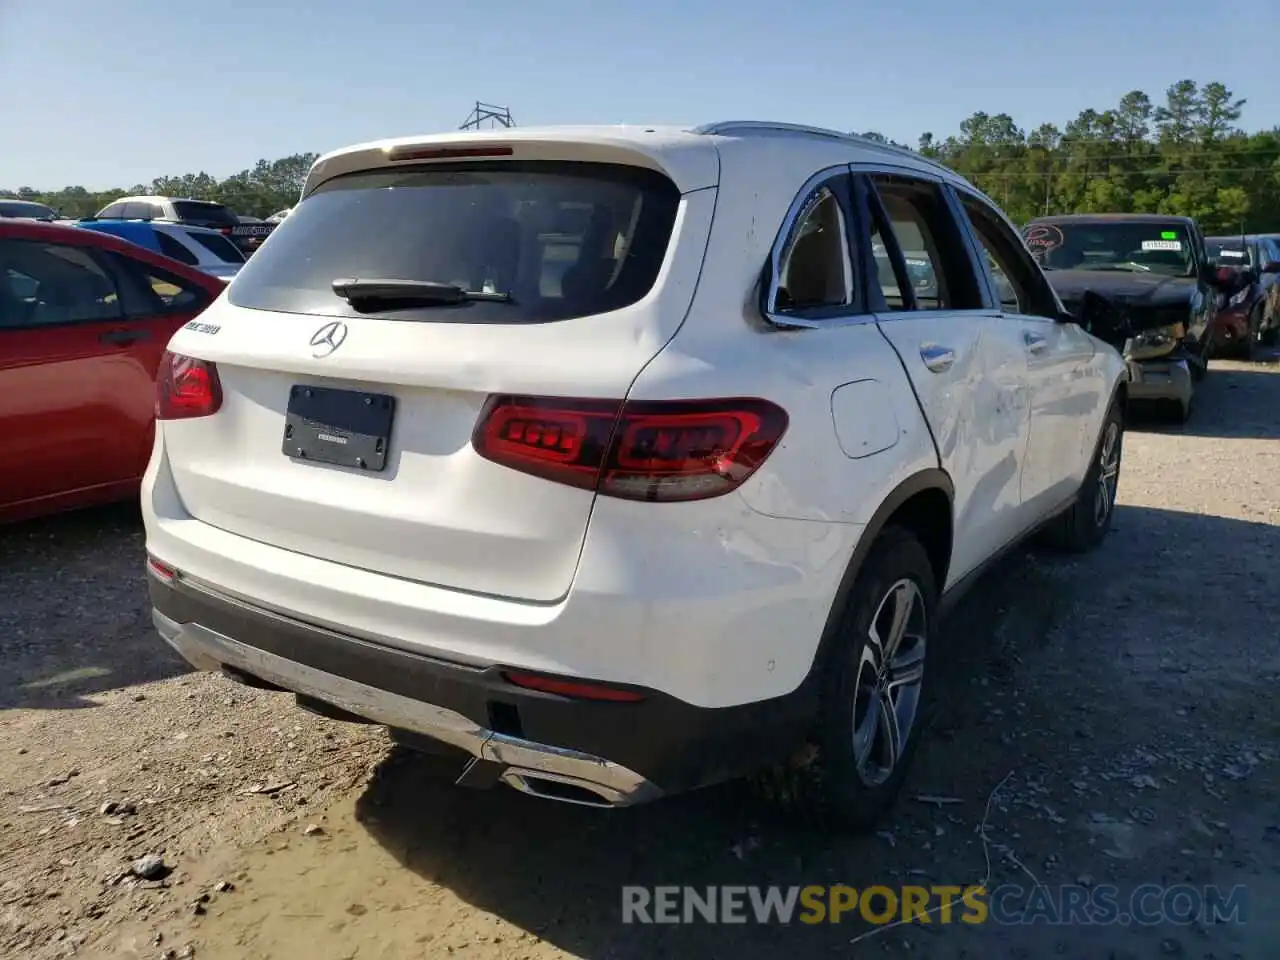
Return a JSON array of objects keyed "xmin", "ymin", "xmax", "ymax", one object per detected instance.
[
  {"xmin": 762, "ymin": 526, "xmax": 938, "ymax": 831},
  {"xmin": 1041, "ymin": 399, "xmax": 1124, "ymax": 553}
]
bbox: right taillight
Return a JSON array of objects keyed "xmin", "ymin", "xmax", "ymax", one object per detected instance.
[
  {"xmin": 156, "ymin": 350, "xmax": 222, "ymax": 420},
  {"xmin": 472, "ymin": 395, "xmax": 788, "ymax": 502}
]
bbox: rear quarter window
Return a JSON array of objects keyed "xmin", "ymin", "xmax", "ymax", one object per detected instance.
[{"xmin": 226, "ymin": 160, "xmax": 681, "ymax": 324}]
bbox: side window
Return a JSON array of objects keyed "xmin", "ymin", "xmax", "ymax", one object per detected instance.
[
  {"xmin": 771, "ymin": 182, "xmax": 853, "ymax": 315},
  {"xmin": 155, "ymin": 232, "xmax": 199, "ymax": 266},
  {"xmin": 109, "ymin": 253, "xmax": 212, "ymax": 315},
  {"xmin": 865, "ymin": 174, "xmax": 982, "ymax": 312},
  {"xmin": 0, "ymin": 239, "xmax": 123, "ymax": 328},
  {"xmin": 99, "ymin": 203, "xmax": 125, "ymax": 219},
  {"xmin": 149, "ymin": 203, "xmax": 167, "ymax": 220},
  {"xmin": 122, "ymin": 202, "xmax": 152, "ymax": 220},
  {"xmin": 957, "ymin": 193, "xmax": 1057, "ymax": 319}
]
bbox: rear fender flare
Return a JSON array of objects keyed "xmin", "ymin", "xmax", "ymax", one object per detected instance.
[{"xmin": 793, "ymin": 468, "xmax": 954, "ymax": 699}]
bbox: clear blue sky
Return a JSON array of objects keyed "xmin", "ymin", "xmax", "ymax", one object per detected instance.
[{"xmin": 3, "ymin": 0, "xmax": 1276, "ymax": 190}]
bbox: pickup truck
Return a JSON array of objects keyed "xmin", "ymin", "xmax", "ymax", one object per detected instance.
[{"xmin": 1022, "ymin": 213, "xmax": 1243, "ymax": 423}]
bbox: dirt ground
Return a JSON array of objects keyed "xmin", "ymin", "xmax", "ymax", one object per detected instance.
[{"xmin": 2, "ymin": 358, "xmax": 1277, "ymax": 960}]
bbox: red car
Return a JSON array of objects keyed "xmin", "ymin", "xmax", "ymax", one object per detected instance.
[{"xmin": 0, "ymin": 220, "xmax": 224, "ymax": 523}]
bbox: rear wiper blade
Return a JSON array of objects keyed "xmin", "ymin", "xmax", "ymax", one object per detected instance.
[{"xmin": 331, "ymin": 278, "xmax": 511, "ymax": 305}]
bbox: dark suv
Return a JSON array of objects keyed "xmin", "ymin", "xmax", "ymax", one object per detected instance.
[
  {"xmin": 1204, "ymin": 235, "xmax": 1280, "ymax": 357},
  {"xmin": 1022, "ymin": 214, "xmax": 1236, "ymax": 422}
]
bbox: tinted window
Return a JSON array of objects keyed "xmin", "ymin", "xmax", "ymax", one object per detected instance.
[
  {"xmin": 772, "ymin": 184, "xmax": 852, "ymax": 314},
  {"xmin": 0, "ymin": 240, "xmax": 123, "ymax": 328},
  {"xmin": 1025, "ymin": 220, "xmax": 1194, "ymax": 277},
  {"xmin": 228, "ymin": 160, "xmax": 681, "ymax": 325},
  {"xmin": 108, "ymin": 252, "xmax": 212, "ymax": 315},
  {"xmin": 1205, "ymin": 239, "xmax": 1252, "ymax": 267},
  {"xmin": 121, "ymin": 202, "xmax": 150, "ymax": 220},
  {"xmin": 186, "ymin": 230, "xmax": 245, "ymax": 263},
  {"xmin": 958, "ymin": 192, "xmax": 1057, "ymax": 318},
  {"xmin": 171, "ymin": 201, "xmax": 240, "ymax": 227},
  {"xmin": 866, "ymin": 174, "xmax": 982, "ymax": 311},
  {"xmin": 156, "ymin": 231, "xmax": 199, "ymax": 266},
  {"xmin": 98, "ymin": 203, "xmax": 126, "ymax": 219},
  {"xmin": 0, "ymin": 200, "xmax": 58, "ymax": 219}
]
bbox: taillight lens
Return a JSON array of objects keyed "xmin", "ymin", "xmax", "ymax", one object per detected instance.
[
  {"xmin": 156, "ymin": 350, "xmax": 222, "ymax": 420},
  {"xmin": 472, "ymin": 396, "xmax": 788, "ymax": 502}
]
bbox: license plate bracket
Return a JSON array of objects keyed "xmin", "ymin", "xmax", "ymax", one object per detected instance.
[{"xmin": 283, "ymin": 385, "xmax": 395, "ymax": 471}]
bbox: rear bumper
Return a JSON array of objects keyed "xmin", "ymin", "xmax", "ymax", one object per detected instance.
[
  {"xmin": 149, "ymin": 571, "xmax": 814, "ymax": 804},
  {"xmin": 1125, "ymin": 357, "xmax": 1193, "ymax": 406},
  {"xmin": 142, "ymin": 432, "xmax": 856, "ymax": 710}
]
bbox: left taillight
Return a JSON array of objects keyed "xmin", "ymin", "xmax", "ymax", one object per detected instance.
[
  {"xmin": 156, "ymin": 350, "xmax": 222, "ymax": 420},
  {"xmin": 472, "ymin": 395, "xmax": 788, "ymax": 502}
]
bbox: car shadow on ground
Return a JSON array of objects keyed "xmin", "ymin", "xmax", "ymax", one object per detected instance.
[
  {"xmin": 0, "ymin": 502, "xmax": 192, "ymax": 711},
  {"xmin": 348, "ymin": 504, "xmax": 1279, "ymax": 959},
  {"xmin": 1128, "ymin": 357, "xmax": 1280, "ymax": 440}
]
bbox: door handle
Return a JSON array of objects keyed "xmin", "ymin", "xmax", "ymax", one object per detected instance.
[
  {"xmin": 920, "ymin": 343, "xmax": 956, "ymax": 373},
  {"xmin": 1024, "ymin": 331, "xmax": 1049, "ymax": 353},
  {"xmin": 99, "ymin": 328, "xmax": 150, "ymax": 345}
]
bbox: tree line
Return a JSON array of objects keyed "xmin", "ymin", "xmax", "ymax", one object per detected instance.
[
  {"xmin": 2, "ymin": 154, "xmax": 317, "ymax": 221},
  {"xmin": 6, "ymin": 80, "xmax": 1278, "ymax": 233},
  {"xmin": 860, "ymin": 80, "xmax": 1279, "ymax": 233}
]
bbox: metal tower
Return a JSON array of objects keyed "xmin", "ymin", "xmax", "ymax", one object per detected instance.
[{"xmin": 460, "ymin": 102, "xmax": 515, "ymax": 131}]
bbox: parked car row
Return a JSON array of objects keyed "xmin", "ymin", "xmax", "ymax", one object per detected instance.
[{"xmin": 87, "ymin": 195, "xmax": 279, "ymax": 256}]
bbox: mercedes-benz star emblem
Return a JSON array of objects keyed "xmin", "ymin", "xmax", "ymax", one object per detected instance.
[{"xmin": 310, "ymin": 321, "xmax": 348, "ymax": 358}]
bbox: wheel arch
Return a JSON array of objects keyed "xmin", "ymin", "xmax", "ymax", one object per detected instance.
[{"xmin": 795, "ymin": 469, "xmax": 954, "ymax": 702}]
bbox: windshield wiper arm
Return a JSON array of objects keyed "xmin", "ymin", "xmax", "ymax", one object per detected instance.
[{"xmin": 331, "ymin": 278, "xmax": 511, "ymax": 305}]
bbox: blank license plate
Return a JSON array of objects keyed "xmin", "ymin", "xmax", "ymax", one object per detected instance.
[{"xmin": 283, "ymin": 385, "xmax": 395, "ymax": 471}]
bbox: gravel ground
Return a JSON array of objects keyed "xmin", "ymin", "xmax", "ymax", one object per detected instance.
[{"xmin": 2, "ymin": 357, "xmax": 1277, "ymax": 960}]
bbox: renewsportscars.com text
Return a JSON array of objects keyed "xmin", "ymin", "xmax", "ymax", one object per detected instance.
[{"xmin": 621, "ymin": 883, "xmax": 1248, "ymax": 926}]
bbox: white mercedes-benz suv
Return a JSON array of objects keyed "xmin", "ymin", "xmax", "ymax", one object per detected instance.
[{"xmin": 143, "ymin": 121, "xmax": 1127, "ymax": 827}]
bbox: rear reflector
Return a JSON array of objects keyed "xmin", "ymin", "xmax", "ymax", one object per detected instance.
[
  {"xmin": 386, "ymin": 145, "xmax": 515, "ymax": 162},
  {"xmin": 503, "ymin": 671, "xmax": 646, "ymax": 702},
  {"xmin": 473, "ymin": 396, "xmax": 788, "ymax": 502},
  {"xmin": 156, "ymin": 350, "xmax": 223, "ymax": 420},
  {"xmin": 146, "ymin": 556, "xmax": 176, "ymax": 582}
]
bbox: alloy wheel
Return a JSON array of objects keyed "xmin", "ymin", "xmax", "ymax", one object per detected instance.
[
  {"xmin": 852, "ymin": 579, "xmax": 927, "ymax": 787},
  {"xmin": 1094, "ymin": 420, "xmax": 1121, "ymax": 528}
]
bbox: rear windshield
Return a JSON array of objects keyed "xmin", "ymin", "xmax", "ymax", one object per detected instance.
[
  {"xmin": 1205, "ymin": 240, "xmax": 1252, "ymax": 267},
  {"xmin": 172, "ymin": 201, "xmax": 239, "ymax": 226},
  {"xmin": 186, "ymin": 230, "xmax": 246, "ymax": 263},
  {"xmin": 227, "ymin": 160, "xmax": 681, "ymax": 324}
]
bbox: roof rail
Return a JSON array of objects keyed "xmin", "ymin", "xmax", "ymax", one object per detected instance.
[{"xmin": 691, "ymin": 121, "xmax": 954, "ymax": 177}]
